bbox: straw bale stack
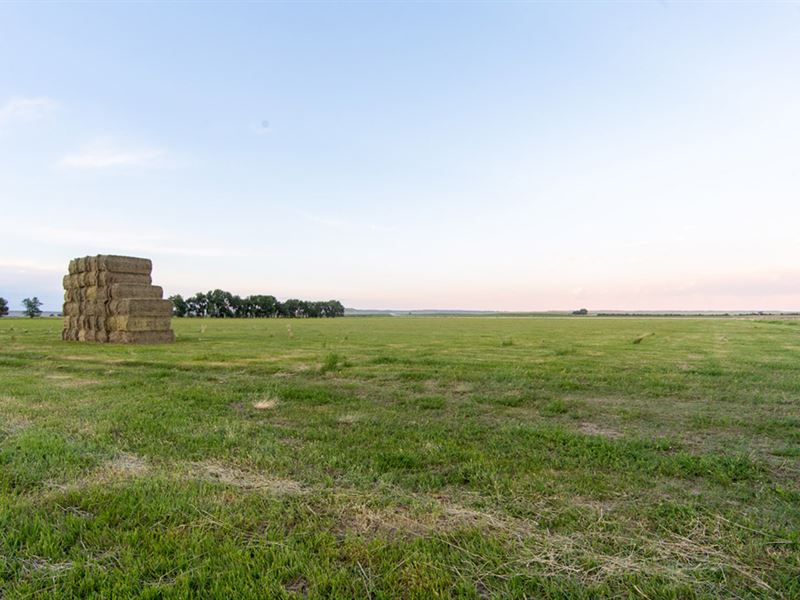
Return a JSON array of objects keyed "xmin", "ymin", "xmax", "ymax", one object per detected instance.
[{"xmin": 62, "ymin": 255, "xmax": 174, "ymax": 343}]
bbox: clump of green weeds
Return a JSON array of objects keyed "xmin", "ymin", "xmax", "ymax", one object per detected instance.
[{"xmin": 320, "ymin": 352, "xmax": 342, "ymax": 373}]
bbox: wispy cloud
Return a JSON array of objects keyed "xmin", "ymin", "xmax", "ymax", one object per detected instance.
[
  {"xmin": 15, "ymin": 226, "xmax": 260, "ymax": 260},
  {"xmin": 59, "ymin": 137, "xmax": 165, "ymax": 169},
  {"xmin": 0, "ymin": 97, "xmax": 59, "ymax": 125}
]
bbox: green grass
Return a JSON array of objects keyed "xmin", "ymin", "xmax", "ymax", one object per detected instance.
[{"xmin": 1, "ymin": 316, "xmax": 799, "ymax": 598}]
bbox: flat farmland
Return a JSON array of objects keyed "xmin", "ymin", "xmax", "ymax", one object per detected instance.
[{"xmin": 1, "ymin": 316, "xmax": 798, "ymax": 598}]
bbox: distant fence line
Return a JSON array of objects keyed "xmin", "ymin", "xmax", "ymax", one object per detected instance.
[{"xmin": 169, "ymin": 291, "xmax": 344, "ymax": 318}]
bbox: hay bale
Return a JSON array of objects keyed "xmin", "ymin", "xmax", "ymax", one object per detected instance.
[
  {"xmin": 63, "ymin": 272, "xmax": 152, "ymax": 288},
  {"xmin": 106, "ymin": 316, "xmax": 172, "ymax": 332},
  {"xmin": 61, "ymin": 254, "xmax": 173, "ymax": 344},
  {"xmin": 65, "ymin": 284, "xmax": 163, "ymax": 302},
  {"xmin": 96, "ymin": 255, "xmax": 152, "ymax": 275},
  {"xmin": 109, "ymin": 284, "xmax": 163, "ymax": 300},
  {"xmin": 64, "ymin": 315, "xmax": 106, "ymax": 331},
  {"xmin": 63, "ymin": 301, "xmax": 108, "ymax": 317},
  {"xmin": 77, "ymin": 328, "xmax": 109, "ymax": 343},
  {"xmin": 107, "ymin": 298, "xmax": 173, "ymax": 316},
  {"xmin": 68, "ymin": 254, "xmax": 151, "ymax": 275}
]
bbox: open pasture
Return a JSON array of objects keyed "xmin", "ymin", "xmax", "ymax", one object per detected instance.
[{"xmin": 1, "ymin": 316, "xmax": 798, "ymax": 598}]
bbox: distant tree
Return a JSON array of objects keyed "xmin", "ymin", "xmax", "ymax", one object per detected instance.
[
  {"xmin": 177, "ymin": 289, "xmax": 342, "ymax": 319},
  {"xmin": 281, "ymin": 298, "xmax": 305, "ymax": 318},
  {"xmin": 326, "ymin": 300, "xmax": 345, "ymax": 318},
  {"xmin": 572, "ymin": 308, "xmax": 589, "ymax": 316},
  {"xmin": 305, "ymin": 301, "xmax": 322, "ymax": 318},
  {"xmin": 0, "ymin": 297, "xmax": 8, "ymax": 317},
  {"xmin": 22, "ymin": 297, "xmax": 42, "ymax": 318},
  {"xmin": 249, "ymin": 295, "xmax": 278, "ymax": 318},
  {"xmin": 231, "ymin": 294, "xmax": 248, "ymax": 318},
  {"xmin": 206, "ymin": 289, "xmax": 234, "ymax": 318},
  {"xmin": 186, "ymin": 292, "xmax": 208, "ymax": 317},
  {"xmin": 169, "ymin": 294, "xmax": 188, "ymax": 317}
]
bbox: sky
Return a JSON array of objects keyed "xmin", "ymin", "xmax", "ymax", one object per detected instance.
[{"xmin": 2, "ymin": 2, "xmax": 800, "ymax": 312}]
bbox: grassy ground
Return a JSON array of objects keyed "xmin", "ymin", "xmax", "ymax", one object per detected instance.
[{"xmin": 0, "ymin": 316, "xmax": 798, "ymax": 598}]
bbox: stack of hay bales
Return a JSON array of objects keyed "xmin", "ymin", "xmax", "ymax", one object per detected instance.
[{"xmin": 62, "ymin": 255, "xmax": 174, "ymax": 343}]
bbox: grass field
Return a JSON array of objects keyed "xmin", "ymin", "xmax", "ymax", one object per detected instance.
[{"xmin": 1, "ymin": 316, "xmax": 798, "ymax": 598}]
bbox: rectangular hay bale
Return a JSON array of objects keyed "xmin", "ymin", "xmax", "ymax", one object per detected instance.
[
  {"xmin": 63, "ymin": 301, "xmax": 107, "ymax": 317},
  {"xmin": 63, "ymin": 272, "xmax": 152, "ymax": 288},
  {"xmin": 68, "ymin": 255, "xmax": 151, "ymax": 275},
  {"xmin": 65, "ymin": 284, "xmax": 163, "ymax": 302},
  {"xmin": 77, "ymin": 329, "xmax": 109, "ymax": 343},
  {"xmin": 96, "ymin": 255, "xmax": 152, "ymax": 275},
  {"xmin": 107, "ymin": 298, "xmax": 173, "ymax": 316},
  {"xmin": 106, "ymin": 316, "xmax": 172, "ymax": 332}
]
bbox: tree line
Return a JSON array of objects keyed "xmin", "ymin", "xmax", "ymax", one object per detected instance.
[
  {"xmin": 169, "ymin": 290, "xmax": 345, "ymax": 318},
  {"xmin": 0, "ymin": 297, "xmax": 42, "ymax": 318}
]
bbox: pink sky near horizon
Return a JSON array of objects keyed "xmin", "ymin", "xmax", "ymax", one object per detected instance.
[{"xmin": 3, "ymin": 259, "xmax": 799, "ymax": 313}]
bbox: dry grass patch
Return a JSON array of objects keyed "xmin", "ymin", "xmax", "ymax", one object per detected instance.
[
  {"xmin": 451, "ymin": 382, "xmax": 473, "ymax": 394},
  {"xmin": 330, "ymin": 489, "xmax": 531, "ymax": 540},
  {"xmin": 181, "ymin": 359, "xmax": 259, "ymax": 368},
  {"xmin": 44, "ymin": 374, "xmax": 101, "ymax": 387},
  {"xmin": 578, "ymin": 422, "xmax": 622, "ymax": 439},
  {"xmin": 274, "ymin": 364, "xmax": 315, "ymax": 378},
  {"xmin": 337, "ymin": 413, "xmax": 360, "ymax": 424},
  {"xmin": 423, "ymin": 379, "xmax": 439, "ymax": 392},
  {"xmin": 44, "ymin": 452, "xmax": 151, "ymax": 493},
  {"xmin": 322, "ymin": 486, "xmax": 778, "ymax": 591},
  {"xmin": 191, "ymin": 461, "xmax": 304, "ymax": 495},
  {"xmin": 1, "ymin": 414, "xmax": 32, "ymax": 434},
  {"xmin": 21, "ymin": 557, "xmax": 74, "ymax": 574},
  {"xmin": 87, "ymin": 452, "xmax": 151, "ymax": 483},
  {"xmin": 253, "ymin": 397, "xmax": 279, "ymax": 410}
]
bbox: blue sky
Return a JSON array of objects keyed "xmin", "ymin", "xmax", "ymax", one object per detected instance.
[{"xmin": 2, "ymin": 2, "xmax": 799, "ymax": 311}]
